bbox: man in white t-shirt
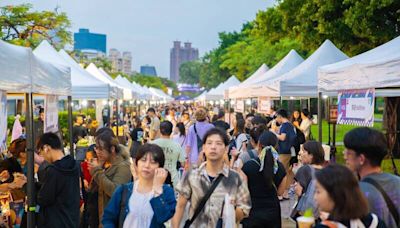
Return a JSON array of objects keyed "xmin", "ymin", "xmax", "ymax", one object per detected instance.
[{"xmin": 152, "ymin": 120, "xmax": 186, "ymax": 187}]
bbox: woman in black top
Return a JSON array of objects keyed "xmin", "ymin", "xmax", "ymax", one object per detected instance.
[{"xmin": 241, "ymin": 131, "xmax": 287, "ymax": 228}]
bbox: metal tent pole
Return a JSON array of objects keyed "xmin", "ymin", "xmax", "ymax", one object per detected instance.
[
  {"xmin": 25, "ymin": 93, "xmax": 35, "ymax": 227},
  {"xmin": 68, "ymin": 96, "xmax": 74, "ymax": 158},
  {"xmin": 318, "ymin": 92, "xmax": 323, "ymax": 143}
]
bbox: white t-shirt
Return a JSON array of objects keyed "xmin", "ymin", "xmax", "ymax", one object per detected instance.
[
  {"xmin": 123, "ymin": 182, "xmax": 154, "ymax": 228},
  {"xmin": 235, "ymin": 133, "xmax": 248, "ymax": 153},
  {"xmin": 299, "ymin": 118, "xmax": 312, "ymax": 140},
  {"xmin": 152, "ymin": 138, "xmax": 186, "ymax": 186}
]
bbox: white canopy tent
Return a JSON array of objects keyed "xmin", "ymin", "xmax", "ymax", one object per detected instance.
[
  {"xmin": 264, "ymin": 40, "xmax": 348, "ymax": 98},
  {"xmin": 33, "ymin": 41, "xmax": 111, "ymax": 99},
  {"xmin": 98, "ymin": 67, "xmax": 132, "ymax": 100},
  {"xmin": 228, "ymin": 50, "xmax": 304, "ymax": 99},
  {"xmin": 86, "ymin": 63, "xmax": 123, "ymax": 99},
  {"xmin": 228, "ymin": 64, "xmax": 269, "ymax": 98},
  {"xmin": 58, "ymin": 49, "xmax": 114, "ymax": 99},
  {"xmin": 114, "ymin": 75, "xmax": 148, "ymax": 100},
  {"xmin": 318, "ymin": 36, "xmax": 400, "ymax": 97},
  {"xmin": 0, "ymin": 40, "xmax": 71, "ymax": 95},
  {"xmin": 205, "ymin": 76, "xmax": 240, "ymax": 101}
]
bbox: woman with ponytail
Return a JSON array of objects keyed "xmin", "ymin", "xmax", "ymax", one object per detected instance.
[{"xmin": 241, "ymin": 131, "xmax": 287, "ymax": 228}]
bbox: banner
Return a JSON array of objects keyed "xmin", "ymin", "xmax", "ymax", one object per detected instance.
[
  {"xmin": 44, "ymin": 95, "xmax": 59, "ymax": 133},
  {"xmin": 235, "ymin": 100, "xmax": 244, "ymax": 113},
  {"xmin": 337, "ymin": 89, "xmax": 375, "ymax": 127},
  {"xmin": 258, "ymin": 97, "xmax": 271, "ymax": 114},
  {"xmin": 0, "ymin": 90, "xmax": 7, "ymax": 151}
]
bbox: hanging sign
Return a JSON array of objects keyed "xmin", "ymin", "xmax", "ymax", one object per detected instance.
[
  {"xmin": 0, "ymin": 91, "xmax": 7, "ymax": 151},
  {"xmin": 258, "ymin": 97, "xmax": 271, "ymax": 114},
  {"xmin": 329, "ymin": 105, "xmax": 338, "ymax": 124},
  {"xmin": 44, "ymin": 95, "xmax": 59, "ymax": 133},
  {"xmin": 235, "ymin": 100, "xmax": 244, "ymax": 113},
  {"xmin": 337, "ymin": 89, "xmax": 375, "ymax": 127}
]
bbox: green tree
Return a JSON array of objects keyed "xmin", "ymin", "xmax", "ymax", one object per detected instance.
[
  {"xmin": 0, "ymin": 4, "xmax": 72, "ymax": 48},
  {"xmin": 179, "ymin": 61, "xmax": 201, "ymax": 84},
  {"xmin": 131, "ymin": 74, "xmax": 178, "ymax": 96}
]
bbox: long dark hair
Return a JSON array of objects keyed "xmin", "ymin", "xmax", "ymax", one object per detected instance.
[
  {"xmin": 176, "ymin": 122, "xmax": 185, "ymax": 137},
  {"xmin": 258, "ymin": 131, "xmax": 278, "ymax": 188},
  {"xmin": 303, "ymin": 140, "xmax": 325, "ymax": 165},
  {"xmin": 315, "ymin": 164, "xmax": 369, "ymax": 221},
  {"xmin": 233, "ymin": 118, "xmax": 245, "ymax": 137}
]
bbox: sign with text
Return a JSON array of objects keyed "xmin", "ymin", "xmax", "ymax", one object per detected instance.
[
  {"xmin": 0, "ymin": 91, "xmax": 7, "ymax": 151},
  {"xmin": 44, "ymin": 95, "xmax": 59, "ymax": 133},
  {"xmin": 337, "ymin": 89, "xmax": 375, "ymax": 127},
  {"xmin": 235, "ymin": 100, "xmax": 244, "ymax": 113},
  {"xmin": 258, "ymin": 97, "xmax": 271, "ymax": 114}
]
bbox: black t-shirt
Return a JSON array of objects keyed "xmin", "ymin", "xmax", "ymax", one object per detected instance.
[
  {"xmin": 0, "ymin": 157, "xmax": 22, "ymax": 183},
  {"xmin": 72, "ymin": 125, "xmax": 87, "ymax": 143},
  {"xmin": 242, "ymin": 157, "xmax": 286, "ymax": 210},
  {"xmin": 213, "ymin": 120, "xmax": 230, "ymax": 131},
  {"xmin": 130, "ymin": 128, "xmax": 144, "ymax": 142}
]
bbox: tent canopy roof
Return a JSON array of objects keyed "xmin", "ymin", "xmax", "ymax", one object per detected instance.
[
  {"xmin": 318, "ymin": 36, "xmax": 400, "ymax": 96},
  {"xmin": 34, "ymin": 41, "xmax": 111, "ymax": 98},
  {"xmin": 0, "ymin": 40, "xmax": 71, "ymax": 95},
  {"xmin": 228, "ymin": 50, "xmax": 304, "ymax": 99},
  {"xmin": 277, "ymin": 39, "xmax": 348, "ymax": 97}
]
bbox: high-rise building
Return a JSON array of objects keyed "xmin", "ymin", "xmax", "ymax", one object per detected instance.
[
  {"xmin": 140, "ymin": 65, "xmax": 157, "ymax": 76},
  {"xmin": 108, "ymin": 48, "xmax": 132, "ymax": 74},
  {"xmin": 170, "ymin": 41, "xmax": 199, "ymax": 82},
  {"xmin": 74, "ymin": 28, "xmax": 106, "ymax": 53},
  {"xmin": 122, "ymin": 52, "xmax": 132, "ymax": 75}
]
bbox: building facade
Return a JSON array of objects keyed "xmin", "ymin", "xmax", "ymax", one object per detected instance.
[
  {"xmin": 108, "ymin": 48, "xmax": 132, "ymax": 74},
  {"xmin": 170, "ymin": 41, "xmax": 199, "ymax": 82},
  {"xmin": 74, "ymin": 28, "xmax": 106, "ymax": 53},
  {"xmin": 140, "ymin": 65, "xmax": 157, "ymax": 76}
]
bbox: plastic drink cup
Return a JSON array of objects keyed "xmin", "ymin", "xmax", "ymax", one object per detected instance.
[{"xmin": 296, "ymin": 216, "xmax": 314, "ymax": 228}]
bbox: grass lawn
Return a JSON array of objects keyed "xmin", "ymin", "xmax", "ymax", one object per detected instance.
[
  {"xmin": 311, "ymin": 113, "xmax": 383, "ymax": 143},
  {"xmin": 330, "ymin": 146, "xmax": 400, "ymax": 175}
]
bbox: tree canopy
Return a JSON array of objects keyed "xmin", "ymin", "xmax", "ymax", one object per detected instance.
[
  {"xmin": 197, "ymin": 0, "xmax": 400, "ymax": 89},
  {"xmin": 0, "ymin": 3, "xmax": 72, "ymax": 48}
]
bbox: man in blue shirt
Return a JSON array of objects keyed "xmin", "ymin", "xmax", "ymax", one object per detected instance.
[{"xmin": 271, "ymin": 109, "xmax": 296, "ymax": 199}]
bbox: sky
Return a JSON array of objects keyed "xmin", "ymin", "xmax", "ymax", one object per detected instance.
[{"xmin": 2, "ymin": 0, "xmax": 275, "ymax": 78}]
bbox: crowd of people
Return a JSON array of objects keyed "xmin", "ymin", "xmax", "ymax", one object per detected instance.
[{"xmin": 0, "ymin": 103, "xmax": 399, "ymax": 228}]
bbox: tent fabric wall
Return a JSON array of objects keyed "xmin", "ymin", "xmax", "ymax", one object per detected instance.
[
  {"xmin": 269, "ymin": 40, "xmax": 348, "ymax": 98},
  {"xmin": 228, "ymin": 50, "xmax": 304, "ymax": 99},
  {"xmin": 34, "ymin": 41, "xmax": 110, "ymax": 99},
  {"xmin": 98, "ymin": 68, "xmax": 132, "ymax": 100},
  {"xmin": 0, "ymin": 40, "xmax": 32, "ymax": 92},
  {"xmin": 318, "ymin": 36, "xmax": 400, "ymax": 96},
  {"xmin": 86, "ymin": 63, "xmax": 122, "ymax": 99},
  {"xmin": 228, "ymin": 64, "xmax": 269, "ymax": 98},
  {"xmin": 32, "ymin": 54, "xmax": 71, "ymax": 96},
  {"xmin": 0, "ymin": 40, "xmax": 71, "ymax": 96},
  {"xmin": 58, "ymin": 50, "xmax": 113, "ymax": 99},
  {"xmin": 205, "ymin": 76, "xmax": 240, "ymax": 101}
]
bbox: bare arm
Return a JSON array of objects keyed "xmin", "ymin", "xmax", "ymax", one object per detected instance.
[
  {"xmin": 171, "ymin": 195, "xmax": 188, "ymax": 228},
  {"xmin": 235, "ymin": 207, "xmax": 246, "ymax": 223},
  {"xmin": 276, "ymin": 133, "xmax": 286, "ymax": 141}
]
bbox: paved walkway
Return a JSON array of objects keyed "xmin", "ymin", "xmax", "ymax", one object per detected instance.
[{"xmin": 280, "ymin": 196, "xmax": 297, "ymax": 228}]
